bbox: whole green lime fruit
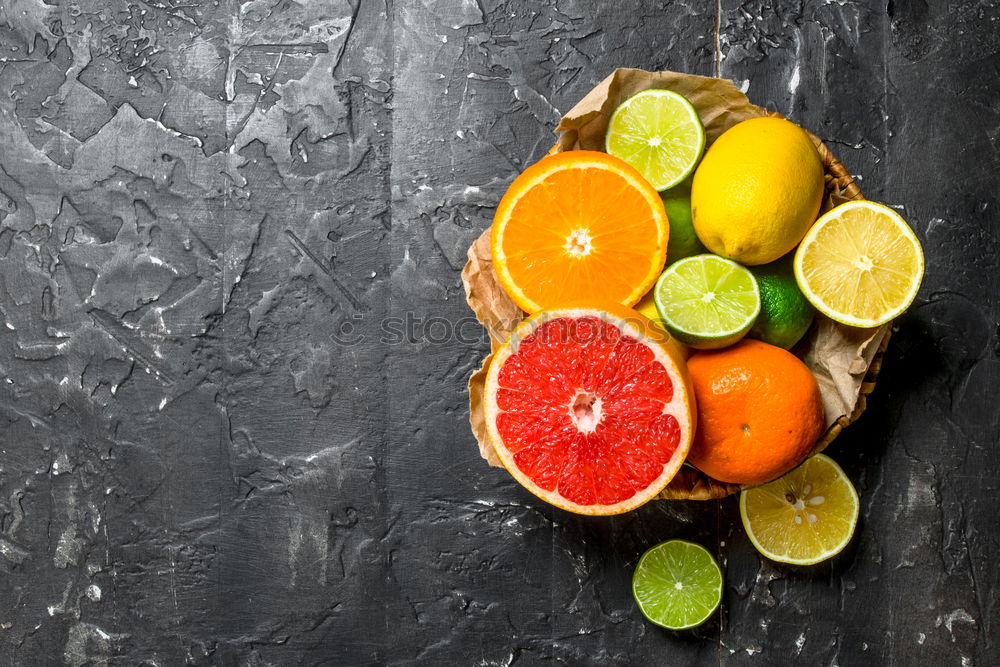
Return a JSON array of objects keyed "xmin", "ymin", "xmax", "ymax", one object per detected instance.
[{"xmin": 748, "ymin": 256, "xmax": 815, "ymax": 349}]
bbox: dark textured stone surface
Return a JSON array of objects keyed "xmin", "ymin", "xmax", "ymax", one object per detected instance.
[{"xmin": 0, "ymin": 0, "xmax": 996, "ymax": 664}]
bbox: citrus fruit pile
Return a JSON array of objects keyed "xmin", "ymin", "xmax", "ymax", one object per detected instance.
[{"xmin": 478, "ymin": 81, "xmax": 925, "ymax": 628}]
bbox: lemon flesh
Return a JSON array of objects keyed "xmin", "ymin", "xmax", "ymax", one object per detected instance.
[
  {"xmin": 740, "ymin": 454, "xmax": 859, "ymax": 565},
  {"xmin": 691, "ymin": 117, "xmax": 824, "ymax": 265},
  {"xmin": 606, "ymin": 89, "xmax": 706, "ymax": 191},
  {"xmin": 794, "ymin": 200, "xmax": 924, "ymax": 328},
  {"xmin": 632, "ymin": 540, "xmax": 723, "ymax": 630}
]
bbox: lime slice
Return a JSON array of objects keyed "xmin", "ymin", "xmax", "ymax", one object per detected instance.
[
  {"xmin": 740, "ymin": 454, "xmax": 860, "ymax": 565},
  {"xmin": 632, "ymin": 539, "xmax": 722, "ymax": 630},
  {"xmin": 605, "ymin": 90, "xmax": 706, "ymax": 191},
  {"xmin": 654, "ymin": 254, "xmax": 760, "ymax": 349},
  {"xmin": 793, "ymin": 200, "xmax": 924, "ymax": 327}
]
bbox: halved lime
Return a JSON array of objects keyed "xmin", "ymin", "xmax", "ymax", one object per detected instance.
[
  {"xmin": 605, "ymin": 89, "xmax": 706, "ymax": 191},
  {"xmin": 654, "ymin": 254, "xmax": 760, "ymax": 349},
  {"xmin": 740, "ymin": 454, "xmax": 860, "ymax": 565},
  {"xmin": 632, "ymin": 539, "xmax": 723, "ymax": 630}
]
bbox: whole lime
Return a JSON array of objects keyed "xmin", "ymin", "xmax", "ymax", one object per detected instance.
[
  {"xmin": 748, "ymin": 257, "xmax": 814, "ymax": 349},
  {"xmin": 661, "ymin": 188, "xmax": 706, "ymax": 265}
]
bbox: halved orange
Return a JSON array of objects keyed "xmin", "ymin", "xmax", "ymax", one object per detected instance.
[
  {"xmin": 491, "ymin": 151, "xmax": 669, "ymax": 313},
  {"xmin": 484, "ymin": 304, "xmax": 695, "ymax": 515}
]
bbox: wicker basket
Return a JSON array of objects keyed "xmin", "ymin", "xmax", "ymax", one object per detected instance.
[{"xmin": 463, "ymin": 69, "xmax": 891, "ymax": 501}]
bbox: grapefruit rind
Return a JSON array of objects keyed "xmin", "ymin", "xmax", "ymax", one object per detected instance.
[
  {"xmin": 483, "ymin": 305, "xmax": 695, "ymax": 515},
  {"xmin": 491, "ymin": 151, "xmax": 669, "ymax": 314}
]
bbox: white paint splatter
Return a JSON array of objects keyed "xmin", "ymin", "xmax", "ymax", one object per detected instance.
[
  {"xmin": 54, "ymin": 526, "xmax": 83, "ymax": 568},
  {"xmin": 939, "ymin": 608, "xmax": 976, "ymax": 639},
  {"xmin": 64, "ymin": 623, "xmax": 116, "ymax": 667},
  {"xmin": 789, "ymin": 64, "xmax": 801, "ymax": 96},
  {"xmin": 926, "ymin": 217, "xmax": 948, "ymax": 236}
]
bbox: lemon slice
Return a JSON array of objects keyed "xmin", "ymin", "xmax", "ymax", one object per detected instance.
[
  {"xmin": 793, "ymin": 201, "xmax": 924, "ymax": 327},
  {"xmin": 739, "ymin": 454, "xmax": 859, "ymax": 565}
]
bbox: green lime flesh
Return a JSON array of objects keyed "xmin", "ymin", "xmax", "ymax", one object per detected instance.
[
  {"xmin": 605, "ymin": 89, "xmax": 706, "ymax": 191},
  {"xmin": 632, "ymin": 540, "xmax": 723, "ymax": 630},
  {"xmin": 748, "ymin": 256, "xmax": 815, "ymax": 349},
  {"xmin": 654, "ymin": 254, "xmax": 761, "ymax": 349}
]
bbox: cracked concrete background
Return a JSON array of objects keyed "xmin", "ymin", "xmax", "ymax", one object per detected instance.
[{"xmin": 0, "ymin": 0, "xmax": 997, "ymax": 664}]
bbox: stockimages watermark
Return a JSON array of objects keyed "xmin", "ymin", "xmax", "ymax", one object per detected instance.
[
  {"xmin": 331, "ymin": 313, "xmax": 503, "ymax": 346},
  {"xmin": 330, "ymin": 312, "xmax": 654, "ymax": 347}
]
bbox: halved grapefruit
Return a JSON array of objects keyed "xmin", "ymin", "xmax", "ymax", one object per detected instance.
[{"xmin": 483, "ymin": 304, "xmax": 696, "ymax": 515}]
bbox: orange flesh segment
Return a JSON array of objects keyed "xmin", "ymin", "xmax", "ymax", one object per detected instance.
[{"xmin": 494, "ymin": 151, "xmax": 668, "ymax": 312}]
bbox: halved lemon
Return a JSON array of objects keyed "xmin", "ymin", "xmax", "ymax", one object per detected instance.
[
  {"xmin": 793, "ymin": 201, "xmax": 924, "ymax": 327},
  {"xmin": 739, "ymin": 454, "xmax": 859, "ymax": 565}
]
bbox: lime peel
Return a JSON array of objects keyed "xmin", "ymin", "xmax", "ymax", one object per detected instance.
[{"xmin": 632, "ymin": 539, "xmax": 723, "ymax": 630}]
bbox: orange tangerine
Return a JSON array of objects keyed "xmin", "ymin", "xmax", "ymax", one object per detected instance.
[{"xmin": 686, "ymin": 339, "xmax": 825, "ymax": 485}]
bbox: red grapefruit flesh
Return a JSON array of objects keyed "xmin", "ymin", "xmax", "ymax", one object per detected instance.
[{"xmin": 484, "ymin": 305, "xmax": 695, "ymax": 515}]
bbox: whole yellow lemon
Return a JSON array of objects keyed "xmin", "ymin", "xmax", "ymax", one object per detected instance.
[{"xmin": 691, "ymin": 117, "xmax": 824, "ymax": 265}]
